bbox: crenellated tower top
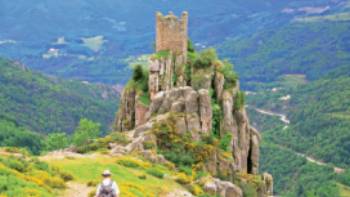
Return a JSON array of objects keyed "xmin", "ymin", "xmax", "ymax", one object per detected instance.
[{"xmin": 156, "ymin": 11, "xmax": 188, "ymax": 57}]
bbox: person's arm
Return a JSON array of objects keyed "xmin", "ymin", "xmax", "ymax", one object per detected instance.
[
  {"xmin": 113, "ymin": 182, "xmax": 120, "ymax": 197},
  {"xmin": 95, "ymin": 184, "xmax": 101, "ymax": 197}
]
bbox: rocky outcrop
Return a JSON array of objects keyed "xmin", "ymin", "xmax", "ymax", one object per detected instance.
[
  {"xmin": 204, "ymin": 179, "xmax": 243, "ymax": 197},
  {"xmin": 114, "ymin": 66, "xmax": 270, "ymax": 195},
  {"xmin": 204, "ymin": 149, "xmax": 235, "ymax": 179},
  {"xmin": 262, "ymin": 173, "xmax": 274, "ymax": 196},
  {"xmin": 114, "ymin": 88, "xmax": 136, "ymax": 131},
  {"xmin": 214, "ymin": 72, "xmax": 225, "ymax": 101},
  {"xmin": 235, "ymin": 108, "xmax": 250, "ymax": 173},
  {"xmin": 114, "ymin": 88, "xmax": 150, "ymax": 131},
  {"xmin": 149, "ymin": 54, "xmax": 187, "ymax": 99},
  {"xmin": 114, "ymin": 65, "xmax": 271, "ymax": 197},
  {"xmin": 250, "ymin": 127, "xmax": 261, "ymax": 174},
  {"xmin": 135, "ymin": 98, "xmax": 149, "ymax": 127},
  {"xmin": 113, "ymin": 11, "xmax": 273, "ymax": 197},
  {"xmin": 148, "ymin": 56, "xmax": 173, "ymax": 99},
  {"xmin": 146, "ymin": 86, "xmax": 213, "ymax": 140},
  {"xmin": 166, "ymin": 190, "xmax": 193, "ymax": 197},
  {"xmin": 199, "ymin": 89, "xmax": 212, "ymax": 134}
]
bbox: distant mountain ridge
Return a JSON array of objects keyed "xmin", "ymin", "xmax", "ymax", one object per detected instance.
[{"xmin": 0, "ymin": 0, "xmax": 340, "ymax": 84}]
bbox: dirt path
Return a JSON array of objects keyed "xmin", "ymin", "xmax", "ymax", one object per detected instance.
[
  {"xmin": 40, "ymin": 151, "xmax": 99, "ymax": 161},
  {"xmin": 62, "ymin": 182, "xmax": 93, "ymax": 197}
]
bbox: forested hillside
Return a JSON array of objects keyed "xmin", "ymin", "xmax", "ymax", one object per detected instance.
[
  {"xmin": 216, "ymin": 3, "xmax": 350, "ymax": 196},
  {"xmin": 246, "ymin": 74, "xmax": 350, "ymax": 196},
  {"xmin": 0, "ymin": 57, "xmax": 119, "ymax": 153},
  {"xmin": 219, "ymin": 16, "xmax": 350, "ymax": 88},
  {"xmin": 286, "ymin": 77, "xmax": 350, "ymax": 166}
]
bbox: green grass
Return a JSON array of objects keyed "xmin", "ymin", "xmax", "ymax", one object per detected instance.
[
  {"xmin": 153, "ymin": 50, "xmax": 170, "ymax": 59},
  {"xmin": 0, "ymin": 153, "xmax": 67, "ymax": 197},
  {"xmin": 139, "ymin": 94, "xmax": 151, "ymax": 107},
  {"xmin": 338, "ymin": 183, "xmax": 350, "ymax": 197},
  {"xmin": 46, "ymin": 155, "xmax": 184, "ymax": 197}
]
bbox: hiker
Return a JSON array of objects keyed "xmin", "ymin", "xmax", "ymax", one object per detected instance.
[{"xmin": 95, "ymin": 170, "xmax": 120, "ymax": 197}]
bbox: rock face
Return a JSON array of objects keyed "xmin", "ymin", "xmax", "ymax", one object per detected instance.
[
  {"xmin": 135, "ymin": 98, "xmax": 149, "ymax": 127},
  {"xmin": 263, "ymin": 173, "xmax": 274, "ymax": 196},
  {"xmin": 199, "ymin": 89, "xmax": 212, "ymax": 134},
  {"xmin": 147, "ymin": 86, "xmax": 211, "ymax": 141},
  {"xmin": 214, "ymin": 72, "xmax": 225, "ymax": 101},
  {"xmin": 250, "ymin": 127, "xmax": 261, "ymax": 174},
  {"xmin": 113, "ymin": 11, "xmax": 273, "ymax": 197},
  {"xmin": 114, "ymin": 88, "xmax": 136, "ymax": 131},
  {"xmin": 204, "ymin": 179, "xmax": 243, "ymax": 197}
]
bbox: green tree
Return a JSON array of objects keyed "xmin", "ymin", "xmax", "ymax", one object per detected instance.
[
  {"xmin": 187, "ymin": 40, "xmax": 195, "ymax": 53},
  {"xmin": 132, "ymin": 64, "xmax": 145, "ymax": 82},
  {"xmin": 219, "ymin": 133, "xmax": 232, "ymax": 151},
  {"xmin": 44, "ymin": 132, "xmax": 69, "ymax": 151},
  {"xmin": 131, "ymin": 64, "xmax": 149, "ymax": 92},
  {"xmin": 0, "ymin": 119, "xmax": 43, "ymax": 154},
  {"xmin": 73, "ymin": 119, "xmax": 101, "ymax": 146},
  {"xmin": 193, "ymin": 48, "xmax": 217, "ymax": 68}
]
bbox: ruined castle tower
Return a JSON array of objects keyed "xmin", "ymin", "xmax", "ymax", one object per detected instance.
[
  {"xmin": 149, "ymin": 12, "xmax": 189, "ymax": 99},
  {"xmin": 156, "ymin": 11, "xmax": 188, "ymax": 57}
]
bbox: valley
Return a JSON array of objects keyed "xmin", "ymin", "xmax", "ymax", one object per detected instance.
[
  {"xmin": 0, "ymin": 0, "xmax": 349, "ymax": 196},
  {"xmin": 249, "ymin": 101, "xmax": 346, "ymax": 174}
]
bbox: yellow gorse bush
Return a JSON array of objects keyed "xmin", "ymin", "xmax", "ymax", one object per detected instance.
[
  {"xmin": 116, "ymin": 156, "xmax": 151, "ymax": 169},
  {"xmin": 174, "ymin": 172, "xmax": 192, "ymax": 185},
  {"xmin": 120, "ymin": 183, "xmax": 153, "ymax": 197}
]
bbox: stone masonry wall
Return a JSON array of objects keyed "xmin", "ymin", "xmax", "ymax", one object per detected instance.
[{"xmin": 156, "ymin": 11, "xmax": 188, "ymax": 57}]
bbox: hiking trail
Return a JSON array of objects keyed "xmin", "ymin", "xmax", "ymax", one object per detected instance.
[{"xmin": 62, "ymin": 182, "xmax": 93, "ymax": 197}]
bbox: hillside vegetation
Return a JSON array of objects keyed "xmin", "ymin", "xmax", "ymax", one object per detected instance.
[
  {"xmin": 285, "ymin": 77, "xmax": 350, "ymax": 167},
  {"xmin": 44, "ymin": 154, "xmax": 187, "ymax": 197},
  {"xmin": 260, "ymin": 142, "xmax": 340, "ymax": 197},
  {"xmin": 215, "ymin": 3, "xmax": 350, "ymax": 196},
  {"xmin": 0, "ymin": 148, "xmax": 73, "ymax": 197},
  {"xmin": 220, "ymin": 19, "xmax": 350, "ymax": 88},
  {"xmin": 0, "ymin": 148, "xmax": 190, "ymax": 197},
  {"xmin": 0, "ymin": 120, "xmax": 42, "ymax": 154},
  {"xmin": 0, "ymin": 57, "xmax": 119, "ymax": 134},
  {"xmin": 246, "ymin": 75, "xmax": 350, "ymax": 196}
]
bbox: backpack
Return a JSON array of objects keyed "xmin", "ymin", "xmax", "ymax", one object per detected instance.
[{"xmin": 99, "ymin": 181, "xmax": 115, "ymax": 197}]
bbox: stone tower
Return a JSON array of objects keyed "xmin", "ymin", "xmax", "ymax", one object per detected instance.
[
  {"xmin": 148, "ymin": 11, "xmax": 189, "ymax": 99},
  {"xmin": 156, "ymin": 11, "xmax": 188, "ymax": 58}
]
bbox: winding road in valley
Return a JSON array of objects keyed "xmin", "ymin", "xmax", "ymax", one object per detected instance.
[
  {"xmin": 251, "ymin": 106, "xmax": 345, "ymax": 174},
  {"xmin": 295, "ymin": 152, "xmax": 345, "ymax": 174},
  {"xmin": 252, "ymin": 107, "xmax": 290, "ymax": 124}
]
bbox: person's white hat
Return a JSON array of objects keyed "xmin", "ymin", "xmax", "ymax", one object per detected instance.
[{"xmin": 102, "ymin": 169, "xmax": 112, "ymax": 176}]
